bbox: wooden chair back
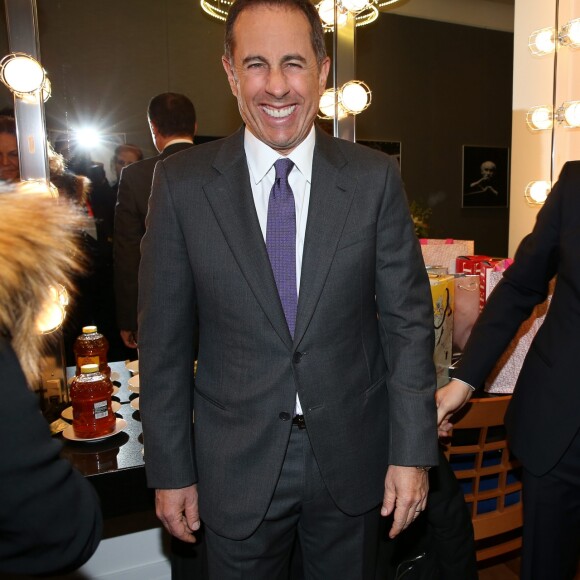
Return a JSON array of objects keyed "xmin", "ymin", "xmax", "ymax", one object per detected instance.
[{"xmin": 442, "ymin": 395, "xmax": 523, "ymax": 562}]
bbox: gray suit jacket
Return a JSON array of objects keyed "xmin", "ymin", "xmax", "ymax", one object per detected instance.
[
  {"xmin": 138, "ymin": 127, "xmax": 437, "ymax": 540},
  {"xmin": 114, "ymin": 142, "xmax": 193, "ymax": 330}
]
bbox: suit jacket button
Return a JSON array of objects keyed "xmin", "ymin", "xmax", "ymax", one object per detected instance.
[
  {"xmin": 279, "ymin": 412, "xmax": 291, "ymax": 421},
  {"xmin": 292, "ymin": 352, "xmax": 303, "ymax": 364}
]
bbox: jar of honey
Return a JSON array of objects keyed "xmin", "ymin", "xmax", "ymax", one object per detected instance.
[
  {"xmin": 70, "ymin": 364, "xmax": 116, "ymax": 438},
  {"xmin": 73, "ymin": 325, "xmax": 111, "ymax": 378}
]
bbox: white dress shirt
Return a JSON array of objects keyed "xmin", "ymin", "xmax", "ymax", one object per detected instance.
[{"xmin": 244, "ymin": 126, "xmax": 315, "ymax": 415}]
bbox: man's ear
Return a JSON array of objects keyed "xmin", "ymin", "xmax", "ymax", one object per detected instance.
[
  {"xmin": 149, "ymin": 120, "xmax": 159, "ymax": 139},
  {"xmin": 222, "ymin": 56, "xmax": 238, "ymax": 97}
]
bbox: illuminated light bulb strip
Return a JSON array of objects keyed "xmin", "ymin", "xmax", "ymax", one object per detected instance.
[
  {"xmin": 199, "ymin": 0, "xmax": 399, "ymax": 29},
  {"xmin": 526, "ymin": 101, "xmax": 580, "ymax": 131},
  {"xmin": 528, "ymin": 18, "xmax": 580, "ymax": 55},
  {"xmin": 200, "ymin": 0, "xmax": 233, "ymax": 22}
]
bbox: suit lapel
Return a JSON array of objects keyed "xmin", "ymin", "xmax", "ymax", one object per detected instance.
[
  {"xmin": 294, "ymin": 129, "xmax": 356, "ymax": 346},
  {"xmin": 203, "ymin": 129, "xmax": 293, "ymax": 349}
]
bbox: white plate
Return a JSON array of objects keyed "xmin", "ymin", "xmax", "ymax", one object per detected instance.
[
  {"xmin": 125, "ymin": 360, "xmax": 139, "ymax": 375},
  {"xmin": 130, "ymin": 397, "xmax": 140, "ymax": 411},
  {"xmin": 61, "ymin": 400, "xmax": 121, "ymax": 421},
  {"xmin": 128, "ymin": 375, "xmax": 140, "ymax": 393},
  {"xmin": 62, "ymin": 418, "xmax": 127, "ymax": 443}
]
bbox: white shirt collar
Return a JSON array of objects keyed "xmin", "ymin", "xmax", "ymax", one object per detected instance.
[
  {"xmin": 244, "ymin": 126, "xmax": 315, "ymax": 184},
  {"xmin": 163, "ymin": 138, "xmax": 194, "ymax": 150}
]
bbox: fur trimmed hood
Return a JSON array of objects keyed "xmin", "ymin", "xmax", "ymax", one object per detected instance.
[{"xmin": 0, "ymin": 188, "xmax": 85, "ymax": 383}]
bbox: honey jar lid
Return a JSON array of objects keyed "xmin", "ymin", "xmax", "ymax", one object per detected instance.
[
  {"xmin": 82, "ymin": 325, "xmax": 98, "ymax": 334},
  {"xmin": 80, "ymin": 363, "xmax": 99, "ymax": 374}
]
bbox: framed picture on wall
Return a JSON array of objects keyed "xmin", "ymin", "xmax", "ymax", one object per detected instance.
[
  {"xmin": 358, "ymin": 140, "xmax": 402, "ymax": 169},
  {"xmin": 462, "ymin": 145, "xmax": 510, "ymax": 208}
]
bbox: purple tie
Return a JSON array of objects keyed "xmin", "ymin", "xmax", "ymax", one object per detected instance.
[{"xmin": 266, "ymin": 158, "xmax": 297, "ymax": 338}]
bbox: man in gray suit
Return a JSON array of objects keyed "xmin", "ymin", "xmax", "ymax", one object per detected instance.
[
  {"xmin": 114, "ymin": 93, "xmax": 196, "ymax": 349},
  {"xmin": 138, "ymin": 0, "xmax": 437, "ymax": 577}
]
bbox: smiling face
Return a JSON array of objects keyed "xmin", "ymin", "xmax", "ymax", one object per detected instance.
[
  {"xmin": 222, "ymin": 4, "xmax": 330, "ymax": 155},
  {"xmin": 0, "ymin": 132, "xmax": 19, "ymax": 182}
]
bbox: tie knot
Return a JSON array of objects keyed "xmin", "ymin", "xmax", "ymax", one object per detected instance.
[{"xmin": 274, "ymin": 158, "xmax": 294, "ymax": 182}]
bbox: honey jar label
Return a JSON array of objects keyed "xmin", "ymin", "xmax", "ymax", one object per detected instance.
[
  {"xmin": 94, "ymin": 400, "xmax": 109, "ymax": 420},
  {"xmin": 78, "ymin": 355, "xmax": 100, "ymax": 367}
]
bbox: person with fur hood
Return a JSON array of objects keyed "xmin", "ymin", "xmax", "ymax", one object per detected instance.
[{"xmin": 0, "ymin": 186, "xmax": 102, "ymax": 575}]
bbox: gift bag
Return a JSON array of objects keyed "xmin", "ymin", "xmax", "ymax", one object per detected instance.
[
  {"xmin": 429, "ymin": 274, "xmax": 454, "ymax": 388},
  {"xmin": 479, "ymin": 258, "xmax": 514, "ymax": 310},
  {"xmin": 419, "ymin": 239, "xmax": 475, "ymax": 274},
  {"xmin": 484, "ymin": 276, "xmax": 555, "ymax": 394},
  {"xmin": 452, "ymin": 275, "xmax": 479, "ymax": 354},
  {"xmin": 455, "ymin": 255, "xmax": 493, "ymax": 275}
]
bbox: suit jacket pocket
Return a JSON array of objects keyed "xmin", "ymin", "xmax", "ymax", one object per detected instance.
[
  {"xmin": 363, "ymin": 375, "xmax": 386, "ymax": 398},
  {"xmin": 336, "ymin": 222, "xmax": 377, "ymax": 252},
  {"xmin": 194, "ymin": 387, "xmax": 227, "ymax": 410}
]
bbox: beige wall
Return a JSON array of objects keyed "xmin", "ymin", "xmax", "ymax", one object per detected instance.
[{"xmin": 509, "ymin": 0, "xmax": 580, "ymax": 255}]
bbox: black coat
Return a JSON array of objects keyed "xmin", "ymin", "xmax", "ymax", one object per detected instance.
[
  {"xmin": 0, "ymin": 337, "xmax": 102, "ymax": 575},
  {"xmin": 455, "ymin": 161, "xmax": 580, "ymax": 476}
]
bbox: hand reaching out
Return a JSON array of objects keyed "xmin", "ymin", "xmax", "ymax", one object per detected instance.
[{"xmin": 435, "ymin": 380, "xmax": 474, "ymax": 438}]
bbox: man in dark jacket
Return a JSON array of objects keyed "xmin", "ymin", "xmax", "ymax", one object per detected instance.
[{"xmin": 114, "ymin": 93, "xmax": 196, "ymax": 349}]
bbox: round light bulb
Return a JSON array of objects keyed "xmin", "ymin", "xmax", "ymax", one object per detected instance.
[
  {"xmin": 565, "ymin": 19, "xmax": 580, "ymax": 46},
  {"xmin": 341, "ymin": 81, "xmax": 369, "ymax": 114},
  {"xmin": 2, "ymin": 55, "xmax": 44, "ymax": 94},
  {"xmin": 532, "ymin": 28, "xmax": 555, "ymax": 54},
  {"xmin": 37, "ymin": 286, "xmax": 66, "ymax": 334},
  {"xmin": 526, "ymin": 181, "xmax": 551, "ymax": 204},
  {"xmin": 319, "ymin": 88, "xmax": 337, "ymax": 117},
  {"xmin": 317, "ymin": 0, "xmax": 347, "ymax": 26},
  {"xmin": 563, "ymin": 102, "xmax": 580, "ymax": 127},
  {"xmin": 342, "ymin": 0, "xmax": 370, "ymax": 12},
  {"xmin": 529, "ymin": 106, "xmax": 553, "ymax": 130}
]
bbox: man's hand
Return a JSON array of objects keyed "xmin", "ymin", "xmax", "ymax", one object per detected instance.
[
  {"xmin": 155, "ymin": 485, "xmax": 200, "ymax": 543},
  {"xmin": 120, "ymin": 329, "xmax": 138, "ymax": 349},
  {"xmin": 381, "ymin": 466, "xmax": 429, "ymax": 539},
  {"xmin": 436, "ymin": 379, "xmax": 473, "ymax": 438}
]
